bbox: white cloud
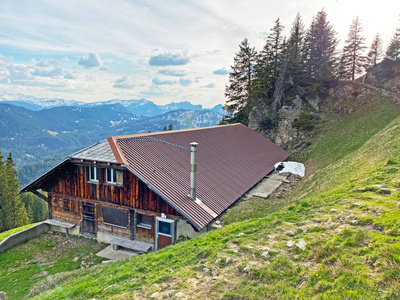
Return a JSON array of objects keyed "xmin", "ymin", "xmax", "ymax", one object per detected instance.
[
  {"xmin": 78, "ymin": 52, "xmax": 103, "ymax": 68},
  {"xmin": 152, "ymin": 77, "xmax": 176, "ymax": 85},
  {"xmin": 158, "ymin": 69, "xmax": 187, "ymax": 76},
  {"xmin": 149, "ymin": 49, "xmax": 191, "ymax": 66},
  {"xmin": 113, "ymin": 76, "xmax": 134, "ymax": 89},
  {"xmin": 32, "ymin": 66, "xmax": 64, "ymax": 78}
]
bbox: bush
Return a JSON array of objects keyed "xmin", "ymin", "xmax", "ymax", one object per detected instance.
[
  {"xmin": 293, "ymin": 111, "xmax": 315, "ymax": 130},
  {"xmin": 259, "ymin": 116, "xmax": 276, "ymax": 130}
]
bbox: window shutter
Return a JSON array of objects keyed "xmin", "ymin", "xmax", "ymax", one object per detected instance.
[{"xmin": 116, "ymin": 170, "xmax": 123, "ymax": 186}]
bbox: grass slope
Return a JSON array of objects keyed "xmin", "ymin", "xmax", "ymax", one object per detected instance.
[
  {"xmin": 0, "ymin": 232, "xmax": 106, "ymax": 300},
  {"xmin": 23, "ymin": 95, "xmax": 400, "ymax": 299}
]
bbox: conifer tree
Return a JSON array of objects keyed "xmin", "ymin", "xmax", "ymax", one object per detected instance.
[
  {"xmin": 303, "ymin": 10, "xmax": 338, "ymax": 88},
  {"xmin": 340, "ymin": 17, "xmax": 367, "ymax": 80},
  {"xmin": 287, "ymin": 13, "xmax": 305, "ymax": 83},
  {"xmin": 366, "ymin": 33, "xmax": 383, "ymax": 69},
  {"xmin": 250, "ymin": 43, "xmax": 273, "ymax": 103},
  {"xmin": 249, "ymin": 19, "xmax": 285, "ymax": 106},
  {"xmin": 386, "ymin": 28, "xmax": 400, "ymax": 60},
  {"xmin": 0, "ymin": 152, "xmax": 29, "ymax": 232},
  {"xmin": 267, "ymin": 19, "xmax": 285, "ymax": 80},
  {"xmin": 224, "ymin": 38, "xmax": 257, "ymax": 123}
]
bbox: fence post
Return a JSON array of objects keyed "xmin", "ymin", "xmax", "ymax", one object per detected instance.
[{"xmin": 0, "ymin": 291, "xmax": 5, "ymax": 300}]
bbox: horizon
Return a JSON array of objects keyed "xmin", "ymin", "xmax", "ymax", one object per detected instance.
[{"xmin": 0, "ymin": 0, "xmax": 399, "ymax": 108}]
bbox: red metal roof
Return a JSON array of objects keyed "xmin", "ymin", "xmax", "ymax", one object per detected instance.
[{"xmin": 112, "ymin": 123, "xmax": 289, "ymax": 229}]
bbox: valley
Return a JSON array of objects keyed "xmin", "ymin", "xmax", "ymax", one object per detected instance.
[{"xmin": 0, "ymin": 95, "xmax": 223, "ymax": 185}]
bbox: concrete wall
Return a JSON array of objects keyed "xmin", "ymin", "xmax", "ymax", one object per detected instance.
[
  {"xmin": 176, "ymin": 219, "xmax": 206, "ymax": 239},
  {"xmin": 0, "ymin": 222, "xmax": 50, "ymax": 253}
]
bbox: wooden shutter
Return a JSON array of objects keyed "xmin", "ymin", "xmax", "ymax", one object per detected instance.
[{"xmin": 116, "ymin": 170, "xmax": 123, "ymax": 186}]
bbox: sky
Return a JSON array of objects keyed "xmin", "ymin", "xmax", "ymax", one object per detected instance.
[{"xmin": 0, "ymin": 0, "xmax": 399, "ymax": 108}]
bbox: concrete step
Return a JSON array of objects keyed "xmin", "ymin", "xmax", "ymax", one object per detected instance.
[
  {"xmin": 96, "ymin": 245, "xmax": 138, "ymax": 260},
  {"xmin": 110, "ymin": 237, "xmax": 153, "ymax": 253}
]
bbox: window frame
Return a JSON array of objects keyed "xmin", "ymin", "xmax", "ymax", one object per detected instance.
[
  {"xmin": 105, "ymin": 168, "xmax": 117, "ymax": 185},
  {"xmin": 88, "ymin": 166, "xmax": 98, "ymax": 183},
  {"xmin": 137, "ymin": 213, "xmax": 154, "ymax": 230},
  {"xmin": 102, "ymin": 206, "xmax": 129, "ymax": 228}
]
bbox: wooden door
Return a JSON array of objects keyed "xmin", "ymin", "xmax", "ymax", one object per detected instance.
[
  {"xmin": 82, "ymin": 202, "xmax": 96, "ymax": 236},
  {"xmin": 156, "ymin": 217, "xmax": 174, "ymax": 250}
]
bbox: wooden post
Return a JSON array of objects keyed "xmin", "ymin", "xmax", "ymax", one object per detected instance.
[
  {"xmin": 0, "ymin": 291, "xmax": 5, "ymax": 300},
  {"xmin": 48, "ymin": 193, "xmax": 53, "ymax": 219}
]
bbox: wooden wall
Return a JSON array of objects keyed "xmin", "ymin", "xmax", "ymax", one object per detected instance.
[{"xmin": 43, "ymin": 163, "xmax": 179, "ymax": 215}]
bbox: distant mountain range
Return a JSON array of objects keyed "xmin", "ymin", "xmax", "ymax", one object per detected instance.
[
  {"xmin": 0, "ymin": 92, "xmax": 225, "ymax": 116},
  {"xmin": 0, "ymin": 93, "xmax": 225, "ymax": 174}
]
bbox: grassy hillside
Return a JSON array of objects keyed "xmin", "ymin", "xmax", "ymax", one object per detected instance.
[{"xmin": 8, "ymin": 94, "xmax": 400, "ymax": 299}]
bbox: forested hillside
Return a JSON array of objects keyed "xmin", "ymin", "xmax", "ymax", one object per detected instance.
[{"xmin": 0, "ymin": 102, "xmax": 222, "ymax": 184}]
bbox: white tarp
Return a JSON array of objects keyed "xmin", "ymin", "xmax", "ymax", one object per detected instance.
[{"xmin": 274, "ymin": 161, "xmax": 305, "ymax": 177}]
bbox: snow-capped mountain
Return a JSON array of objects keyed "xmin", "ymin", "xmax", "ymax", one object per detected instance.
[{"xmin": 0, "ymin": 92, "xmax": 224, "ymax": 116}]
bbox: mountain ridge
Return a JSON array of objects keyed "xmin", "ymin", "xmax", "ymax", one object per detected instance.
[{"xmin": 0, "ymin": 92, "xmax": 224, "ymax": 116}]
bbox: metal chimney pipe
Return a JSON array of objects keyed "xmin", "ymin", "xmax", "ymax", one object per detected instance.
[{"xmin": 190, "ymin": 142, "xmax": 198, "ymax": 200}]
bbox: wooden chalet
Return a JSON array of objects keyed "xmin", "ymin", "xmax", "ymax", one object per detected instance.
[{"xmin": 21, "ymin": 124, "xmax": 289, "ymax": 251}]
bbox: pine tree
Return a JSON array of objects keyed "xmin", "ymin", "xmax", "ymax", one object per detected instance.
[
  {"xmin": 287, "ymin": 13, "xmax": 305, "ymax": 83},
  {"xmin": 366, "ymin": 33, "xmax": 383, "ymax": 69},
  {"xmin": 249, "ymin": 19, "xmax": 285, "ymax": 106},
  {"xmin": 386, "ymin": 28, "xmax": 400, "ymax": 60},
  {"xmin": 224, "ymin": 38, "xmax": 257, "ymax": 123},
  {"xmin": 340, "ymin": 17, "xmax": 367, "ymax": 80},
  {"xmin": 267, "ymin": 19, "xmax": 285, "ymax": 80},
  {"xmin": 0, "ymin": 152, "xmax": 29, "ymax": 232},
  {"xmin": 250, "ymin": 43, "xmax": 273, "ymax": 103},
  {"xmin": 303, "ymin": 10, "xmax": 338, "ymax": 89}
]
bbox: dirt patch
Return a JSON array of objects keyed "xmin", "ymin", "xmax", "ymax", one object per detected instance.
[{"xmin": 28, "ymin": 231, "xmax": 103, "ymax": 265}]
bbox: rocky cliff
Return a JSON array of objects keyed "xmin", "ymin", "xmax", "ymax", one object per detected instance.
[{"xmin": 249, "ymin": 58, "xmax": 400, "ymax": 151}]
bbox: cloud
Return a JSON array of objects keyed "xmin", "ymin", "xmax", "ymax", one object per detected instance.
[
  {"xmin": 158, "ymin": 69, "xmax": 187, "ymax": 77},
  {"xmin": 149, "ymin": 50, "xmax": 190, "ymax": 66},
  {"xmin": 152, "ymin": 77, "xmax": 176, "ymax": 85},
  {"xmin": 78, "ymin": 52, "xmax": 103, "ymax": 68},
  {"xmin": 35, "ymin": 58, "xmax": 58, "ymax": 67},
  {"xmin": 6, "ymin": 64, "xmax": 33, "ymax": 80},
  {"xmin": 32, "ymin": 66, "xmax": 64, "ymax": 78},
  {"xmin": 179, "ymin": 78, "xmax": 191, "ymax": 86},
  {"xmin": 201, "ymin": 83, "xmax": 215, "ymax": 88},
  {"xmin": 113, "ymin": 76, "xmax": 134, "ymax": 89},
  {"xmin": 254, "ymin": 30, "xmax": 269, "ymax": 39},
  {"xmin": 213, "ymin": 68, "xmax": 228, "ymax": 75}
]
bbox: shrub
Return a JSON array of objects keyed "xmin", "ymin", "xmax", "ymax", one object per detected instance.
[{"xmin": 293, "ymin": 111, "xmax": 315, "ymax": 130}]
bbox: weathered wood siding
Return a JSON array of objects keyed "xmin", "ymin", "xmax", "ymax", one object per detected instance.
[
  {"xmin": 50, "ymin": 193, "xmax": 81, "ymax": 223},
  {"xmin": 43, "ymin": 163, "xmax": 179, "ymax": 215}
]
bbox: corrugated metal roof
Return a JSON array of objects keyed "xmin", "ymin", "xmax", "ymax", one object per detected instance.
[
  {"xmin": 114, "ymin": 123, "xmax": 290, "ymax": 229},
  {"xmin": 72, "ymin": 140, "xmax": 117, "ymax": 163}
]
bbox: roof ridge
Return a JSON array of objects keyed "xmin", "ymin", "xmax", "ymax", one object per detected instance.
[{"xmin": 111, "ymin": 123, "xmax": 242, "ymax": 141}]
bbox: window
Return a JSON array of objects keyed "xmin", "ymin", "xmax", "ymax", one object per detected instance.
[
  {"xmin": 137, "ymin": 213, "xmax": 153, "ymax": 229},
  {"xmin": 102, "ymin": 206, "xmax": 128, "ymax": 228},
  {"xmin": 63, "ymin": 199, "xmax": 70, "ymax": 211},
  {"xmin": 88, "ymin": 166, "xmax": 98, "ymax": 182},
  {"xmin": 106, "ymin": 168, "xmax": 116, "ymax": 184},
  {"xmin": 158, "ymin": 220, "xmax": 172, "ymax": 235}
]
